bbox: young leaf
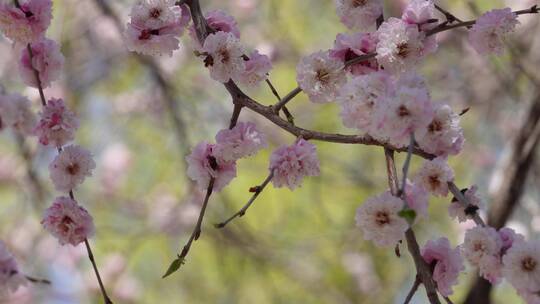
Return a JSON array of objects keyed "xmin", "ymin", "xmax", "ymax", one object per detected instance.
[
  {"xmin": 162, "ymin": 257, "xmax": 185, "ymax": 278},
  {"xmin": 398, "ymin": 208, "xmax": 417, "ymax": 225}
]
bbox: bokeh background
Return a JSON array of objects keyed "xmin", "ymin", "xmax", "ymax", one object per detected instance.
[{"xmin": 1, "ymin": 0, "xmax": 540, "ymax": 303}]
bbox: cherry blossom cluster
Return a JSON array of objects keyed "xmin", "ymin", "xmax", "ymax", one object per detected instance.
[
  {"xmin": 131, "ymin": 1, "xmax": 538, "ymax": 300},
  {"xmin": 0, "ymin": 0, "xmax": 538, "ymax": 302},
  {"xmin": 135, "ymin": 0, "xmax": 535, "ymax": 302},
  {"xmin": 0, "ymin": 0, "xmax": 109, "ymax": 299},
  {"xmin": 124, "ymin": 0, "xmax": 272, "ymax": 87},
  {"xmin": 332, "ymin": 1, "xmax": 535, "ymax": 302}
]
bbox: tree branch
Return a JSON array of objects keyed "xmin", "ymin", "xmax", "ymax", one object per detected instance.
[
  {"xmin": 384, "ymin": 150, "xmax": 441, "ymax": 304},
  {"xmin": 215, "ymin": 171, "xmax": 274, "ymax": 229},
  {"xmin": 404, "ymin": 275, "xmax": 421, "ymax": 304}
]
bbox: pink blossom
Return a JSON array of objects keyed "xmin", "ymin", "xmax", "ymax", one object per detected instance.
[
  {"xmin": 0, "ymin": 0, "xmax": 52, "ymax": 44},
  {"xmin": 124, "ymin": 1, "xmax": 190, "ymax": 56},
  {"xmin": 237, "ymin": 50, "xmax": 272, "ymax": 87},
  {"xmin": 189, "ymin": 9, "xmax": 240, "ymax": 48},
  {"xmin": 417, "ymin": 104, "xmax": 464, "ymax": 156},
  {"xmin": 478, "ymin": 254, "xmax": 503, "ymax": 284},
  {"xmin": 415, "ymin": 157, "xmax": 453, "ymax": 197},
  {"xmin": 269, "ymin": 139, "xmax": 320, "ymax": 190},
  {"xmin": 375, "ymin": 73, "xmax": 434, "ymax": 147},
  {"xmin": 355, "ymin": 191, "xmax": 408, "ymax": 247},
  {"xmin": 376, "ymin": 17, "xmax": 434, "ymax": 73},
  {"xmin": 0, "ymin": 241, "xmax": 27, "ymax": 294},
  {"xmin": 448, "ymin": 185, "xmax": 484, "ymax": 222},
  {"xmin": 49, "ymin": 145, "xmax": 96, "ymax": 193},
  {"xmin": 337, "ymin": 71, "xmax": 392, "ymax": 133},
  {"xmin": 41, "ymin": 196, "xmax": 95, "ymax": 246},
  {"xmin": 402, "ymin": 0, "xmax": 438, "ymax": 32},
  {"xmin": 469, "ymin": 8, "xmax": 519, "ymax": 55},
  {"xmin": 186, "ymin": 141, "xmax": 237, "ymax": 192},
  {"xmin": 330, "ymin": 32, "xmax": 379, "ymax": 75},
  {"xmin": 403, "ymin": 180, "xmax": 429, "ymax": 220},
  {"xmin": 503, "ymin": 240, "xmax": 540, "ymax": 294},
  {"xmin": 0, "ymin": 92, "xmax": 36, "ymax": 135},
  {"xmin": 463, "ymin": 226, "xmax": 502, "ymax": 266},
  {"xmin": 296, "ymin": 50, "xmax": 346, "ymax": 103},
  {"xmin": 421, "ymin": 237, "xmax": 464, "ymax": 296},
  {"xmin": 201, "ymin": 31, "xmax": 245, "ymax": 83},
  {"xmin": 18, "ymin": 37, "xmax": 64, "ymax": 88},
  {"xmin": 215, "ymin": 122, "xmax": 267, "ymax": 161},
  {"xmin": 34, "ymin": 98, "xmax": 79, "ymax": 147},
  {"xmin": 499, "ymin": 227, "xmax": 524, "ymax": 255},
  {"xmin": 335, "ymin": 0, "xmax": 383, "ymax": 30}
]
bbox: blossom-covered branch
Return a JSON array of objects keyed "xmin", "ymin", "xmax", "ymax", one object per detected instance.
[{"xmin": 0, "ymin": 0, "xmax": 114, "ymax": 302}]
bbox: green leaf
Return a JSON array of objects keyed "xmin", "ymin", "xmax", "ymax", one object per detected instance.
[
  {"xmin": 162, "ymin": 257, "xmax": 185, "ymax": 278},
  {"xmin": 398, "ymin": 208, "xmax": 417, "ymax": 225}
]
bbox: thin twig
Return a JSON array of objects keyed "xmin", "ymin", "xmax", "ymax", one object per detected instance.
[
  {"xmin": 265, "ymin": 79, "xmax": 294, "ymax": 124},
  {"xmin": 25, "ymin": 44, "xmax": 47, "ymax": 106},
  {"xmin": 384, "ymin": 149, "xmax": 400, "ymax": 194},
  {"xmin": 273, "ymin": 87, "xmax": 302, "ymax": 113},
  {"xmin": 178, "ymin": 178, "xmax": 215, "ymax": 259},
  {"xmin": 16, "ymin": 6, "xmax": 114, "ymax": 300},
  {"xmin": 265, "ymin": 78, "xmax": 281, "ymax": 101},
  {"xmin": 384, "ymin": 151, "xmax": 441, "ymax": 304},
  {"xmin": 229, "ymin": 103, "xmax": 243, "ymax": 129},
  {"xmin": 215, "ymin": 171, "xmax": 274, "ymax": 228},
  {"xmin": 447, "ymin": 182, "xmax": 486, "ymax": 226},
  {"xmin": 427, "ymin": 5, "xmax": 539, "ymax": 36},
  {"xmin": 400, "ymin": 134, "xmax": 415, "ymax": 195},
  {"xmin": 434, "ymin": 4, "xmax": 463, "ymax": 23},
  {"xmin": 24, "ymin": 275, "xmax": 51, "ymax": 285},
  {"xmin": 404, "ymin": 276, "xmax": 421, "ymax": 304},
  {"xmin": 84, "ymin": 239, "xmax": 113, "ymax": 304}
]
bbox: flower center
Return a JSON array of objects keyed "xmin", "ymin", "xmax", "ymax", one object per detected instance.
[
  {"xmin": 428, "ymin": 119, "xmax": 443, "ymax": 133},
  {"xmin": 473, "ymin": 241, "xmax": 485, "ymax": 252},
  {"xmin": 60, "ymin": 216, "xmax": 74, "ymax": 233},
  {"xmin": 351, "ymin": 0, "xmax": 367, "ymax": 7},
  {"xmin": 316, "ymin": 70, "xmax": 330, "ymax": 84},
  {"xmin": 66, "ymin": 162, "xmax": 80, "ymax": 175},
  {"xmin": 397, "ymin": 43, "xmax": 409, "ymax": 58},
  {"xmin": 149, "ymin": 8, "xmax": 161, "ymax": 19},
  {"xmin": 375, "ymin": 211, "xmax": 390, "ymax": 226},
  {"xmin": 398, "ymin": 105, "xmax": 410, "ymax": 117},
  {"xmin": 218, "ymin": 48, "xmax": 230, "ymax": 63},
  {"xmin": 428, "ymin": 175, "xmax": 440, "ymax": 189},
  {"xmin": 139, "ymin": 29, "xmax": 160, "ymax": 40},
  {"xmin": 522, "ymin": 257, "xmax": 537, "ymax": 272}
]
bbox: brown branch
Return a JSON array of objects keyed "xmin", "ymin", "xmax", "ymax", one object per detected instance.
[
  {"xmin": 272, "ymin": 86, "xmax": 302, "ymax": 112},
  {"xmin": 14, "ymin": 5, "xmax": 114, "ymax": 300},
  {"xmin": 25, "ymin": 45, "xmax": 47, "ymax": 106},
  {"xmin": 404, "ymin": 275, "xmax": 421, "ymax": 304},
  {"xmin": 215, "ymin": 171, "xmax": 274, "ymax": 228},
  {"xmin": 427, "ymin": 5, "xmax": 539, "ymax": 36},
  {"xmin": 447, "ymin": 182, "xmax": 486, "ymax": 226},
  {"xmin": 84, "ymin": 239, "xmax": 113, "ymax": 304},
  {"xmin": 229, "ymin": 103, "xmax": 243, "ymax": 129},
  {"xmin": 173, "ymin": 178, "xmax": 215, "ymax": 268},
  {"xmin": 434, "ymin": 4, "xmax": 463, "ymax": 23},
  {"xmin": 384, "ymin": 150, "xmax": 441, "ymax": 304},
  {"xmin": 265, "ymin": 79, "xmax": 295, "ymax": 124},
  {"xmin": 24, "ymin": 275, "xmax": 51, "ymax": 285}
]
